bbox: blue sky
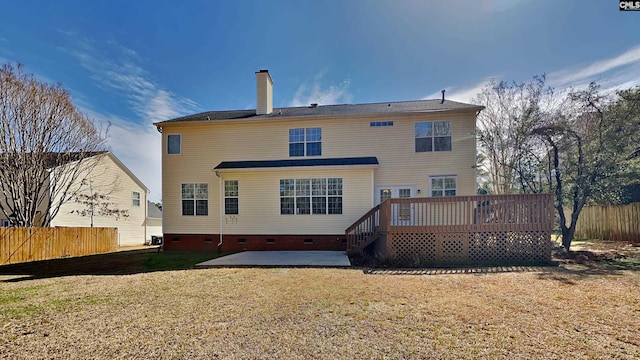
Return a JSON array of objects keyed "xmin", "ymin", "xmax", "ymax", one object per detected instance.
[{"xmin": 1, "ymin": 0, "xmax": 639, "ymax": 202}]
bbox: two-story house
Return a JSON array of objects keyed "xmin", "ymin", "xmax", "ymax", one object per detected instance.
[{"xmin": 154, "ymin": 70, "xmax": 484, "ymax": 252}]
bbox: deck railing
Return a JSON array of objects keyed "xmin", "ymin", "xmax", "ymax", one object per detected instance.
[
  {"xmin": 345, "ymin": 204, "xmax": 381, "ymax": 254},
  {"xmin": 385, "ymin": 194, "xmax": 554, "ymax": 230},
  {"xmin": 346, "ymin": 194, "xmax": 555, "ymax": 265}
]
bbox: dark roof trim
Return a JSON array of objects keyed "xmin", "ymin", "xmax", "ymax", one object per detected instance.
[
  {"xmin": 154, "ymin": 99, "xmax": 484, "ymax": 125},
  {"xmin": 214, "ymin": 157, "xmax": 379, "ymax": 170}
]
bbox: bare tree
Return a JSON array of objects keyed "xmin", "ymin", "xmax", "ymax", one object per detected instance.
[
  {"xmin": 0, "ymin": 63, "xmax": 107, "ymax": 227},
  {"xmin": 71, "ymin": 180, "xmax": 129, "ymax": 227},
  {"xmin": 474, "ymin": 75, "xmax": 559, "ymax": 194},
  {"xmin": 70, "ymin": 177, "xmax": 130, "ymax": 227},
  {"xmin": 533, "ymin": 83, "xmax": 640, "ymax": 250}
]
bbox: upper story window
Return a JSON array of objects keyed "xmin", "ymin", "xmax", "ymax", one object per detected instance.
[
  {"xmin": 430, "ymin": 176, "xmax": 457, "ymax": 197},
  {"xmin": 132, "ymin": 191, "xmax": 141, "ymax": 206},
  {"xmin": 224, "ymin": 180, "xmax": 239, "ymax": 215},
  {"xmin": 182, "ymin": 183, "xmax": 208, "ymax": 216},
  {"xmin": 415, "ymin": 121, "xmax": 452, "ymax": 152},
  {"xmin": 370, "ymin": 121, "xmax": 394, "ymax": 127},
  {"xmin": 289, "ymin": 128, "xmax": 321, "ymax": 157},
  {"xmin": 167, "ymin": 134, "xmax": 181, "ymax": 155}
]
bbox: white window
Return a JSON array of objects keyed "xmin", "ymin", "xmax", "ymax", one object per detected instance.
[
  {"xmin": 430, "ymin": 176, "xmax": 457, "ymax": 197},
  {"xmin": 182, "ymin": 183, "xmax": 208, "ymax": 216},
  {"xmin": 224, "ymin": 180, "xmax": 239, "ymax": 215},
  {"xmin": 415, "ymin": 121, "xmax": 452, "ymax": 152},
  {"xmin": 280, "ymin": 178, "xmax": 342, "ymax": 215},
  {"xmin": 289, "ymin": 128, "xmax": 322, "ymax": 157},
  {"xmin": 370, "ymin": 121, "xmax": 394, "ymax": 127},
  {"xmin": 167, "ymin": 134, "xmax": 181, "ymax": 155},
  {"xmin": 132, "ymin": 191, "xmax": 141, "ymax": 206},
  {"xmin": 0, "ymin": 219, "xmax": 9, "ymax": 227}
]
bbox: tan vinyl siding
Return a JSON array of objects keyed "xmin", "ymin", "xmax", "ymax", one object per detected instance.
[
  {"xmin": 0, "ymin": 195, "xmax": 9, "ymax": 225},
  {"xmin": 223, "ymin": 169, "xmax": 372, "ymax": 235},
  {"xmin": 161, "ymin": 110, "xmax": 478, "ymax": 235},
  {"xmin": 1, "ymin": 172, "xmax": 53, "ymax": 227},
  {"xmin": 50, "ymin": 154, "xmax": 147, "ymax": 246},
  {"xmin": 163, "ymin": 168, "xmax": 372, "ymax": 235}
]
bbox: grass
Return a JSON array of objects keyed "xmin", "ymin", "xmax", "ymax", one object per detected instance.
[
  {"xmin": 142, "ymin": 251, "xmax": 219, "ymax": 271},
  {"xmin": 0, "ymin": 244, "xmax": 639, "ymax": 359},
  {"xmin": 0, "ymin": 248, "xmax": 222, "ymax": 279}
]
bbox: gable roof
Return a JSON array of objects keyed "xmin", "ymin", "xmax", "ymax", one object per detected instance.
[
  {"xmin": 147, "ymin": 201, "xmax": 162, "ymax": 218},
  {"xmin": 51, "ymin": 152, "xmax": 149, "ymax": 193},
  {"xmin": 0, "ymin": 151, "xmax": 109, "ymax": 169},
  {"xmin": 214, "ymin": 157, "xmax": 379, "ymax": 170},
  {"xmin": 102, "ymin": 152, "xmax": 149, "ymax": 193},
  {"xmin": 154, "ymin": 99, "xmax": 484, "ymax": 125},
  {"xmin": 44, "ymin": 151, "xmax": 109, "ymax": 168}
]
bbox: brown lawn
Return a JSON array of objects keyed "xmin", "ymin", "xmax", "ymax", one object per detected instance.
[{"xmin": 0, "ymin": 245, "xmax": 639, "ymax": 359}]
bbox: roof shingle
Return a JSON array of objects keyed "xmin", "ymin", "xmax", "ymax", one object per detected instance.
[{"xmin": 154, "ymin": 99, "xmax": 483, "ymax": 125}]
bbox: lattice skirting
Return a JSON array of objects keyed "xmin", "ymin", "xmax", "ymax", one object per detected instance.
[{"xmin": 386, "ymin": 231, "xmax": 552, "ymax": 267}]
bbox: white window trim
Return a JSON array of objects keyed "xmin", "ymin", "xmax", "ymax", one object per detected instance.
[
  {"xmin": 289, "ymin": 127, "xmax": 322, "ymax": 157},
  {"xmin": 0, "ymin": 219, "xmax": 9, "ymax": 227},
  {"xmin": 429, "ymin": 175, "xmax": 458, "ymax": 197},
  {"xmin": 224, "ymin": 180, "xmax": 239, "ymax": 215},
  {"xmin": 181, "ymin": 183, "xmax": 209, "ymax": 216},
  {"xmin": 280, "ymin": 178, "xmax": 343, "ymax": 215},
  {"xmin": 167, "ymin": 133, "xmax": 182, "ymax": 155},
  {"xmin": 415, "ymin": 121, "xmax": 452, "ymax": 152},
  {"xmin": 132, "ymin": 191, "xmax": 141, "ymax": 206},
  {"xmin": 370, "ymin": 121, "xmax": 394, "ymax": 127}
]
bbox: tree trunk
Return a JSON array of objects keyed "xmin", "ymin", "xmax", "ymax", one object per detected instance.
[{"xmin": 561, "ymin": 224, "xmax": 575, "ymax": 251}]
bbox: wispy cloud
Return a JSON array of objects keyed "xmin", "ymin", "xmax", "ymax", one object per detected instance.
[
  {"xmin": 429, "ymin": 44, "xmax": 640, "ymax": 103},
  {"xmin": 79, "ymin": 107, "xmax": 163, "ymax": 202},
  {"xmin": 0, "ymin": 40, "xmax": 14, "ymax": 60},
  {"xmin": 289, "ymin": 71, "xmax": 352, "ymax": 107},
  {"xmin": 423, "ymin": 77, "xmax": 495, "ymax": 103},
  {"xmin": 549, "ymin": 45, "xmax": 640, "ymax": 89},
  {"xmin": 57, "ymin": 32, "xmax": 198, "ymax": 201},
  {"xmin": 58, "ymin": 31, "xmax": 198, "ymax": 123},
  {"xmin": 108, "ymin": 120, "xmax": 162, "ymax": 202}
]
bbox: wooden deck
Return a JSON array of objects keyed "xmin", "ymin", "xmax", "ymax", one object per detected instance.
[{"xmin": 346, "ymin": 194, "xmax": 554, "ymax": 266}]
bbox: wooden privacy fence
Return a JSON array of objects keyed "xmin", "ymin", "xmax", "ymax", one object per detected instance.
[
  {"xmin": 572, "ymin": 202, "xmax": 640, "ymax": 242},
  {"xmin": 347, "ymin": 194, "xmax": 554, "ymax": 267},
  {"xmin": 0, "ymin": 227, "xmax": 118, "ymax": 265}
]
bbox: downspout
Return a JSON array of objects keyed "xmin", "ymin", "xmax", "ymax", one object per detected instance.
[
  {"xmin": 371, "ymin": 169, "xmax": 375, "ymax": 208},
  {"xmin": 144, "ymin": 190, "xmax": 148, "ymax": 245},
  {"xmin": 216, "ymin": 171, "xmax": 223, "ymax": 252}
]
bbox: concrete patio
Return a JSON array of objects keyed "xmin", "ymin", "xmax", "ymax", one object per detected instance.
[{"xmin": 195, "ymin": 251, "xmax": 351, "ymax": 268}]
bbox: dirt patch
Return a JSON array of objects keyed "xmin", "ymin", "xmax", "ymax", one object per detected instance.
[
  {"xmin": 553, "ymin": 248, "xmax": 627, "ymax": 263},
  {"xmin": 552, "ymin": 240, "xmax": 640, "ymax": 265}
]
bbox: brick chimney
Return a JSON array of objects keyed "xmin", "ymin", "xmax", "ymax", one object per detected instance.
[{"xmin": 256, "ymin": 70, "xmax": 273, "ymax": 115}]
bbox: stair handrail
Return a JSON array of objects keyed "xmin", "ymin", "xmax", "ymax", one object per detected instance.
[{"xmin": 345, "ymin": 204, "xmax": 381, "ymax": 235}]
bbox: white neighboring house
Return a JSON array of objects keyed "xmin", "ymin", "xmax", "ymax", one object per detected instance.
[
  {"xmin": 48, "ymin": 152, "xmax": 150, "ymax": 246},
  {"xmin": 146, "ymin": 201, "xmax": 163, "ymax": 243}
]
